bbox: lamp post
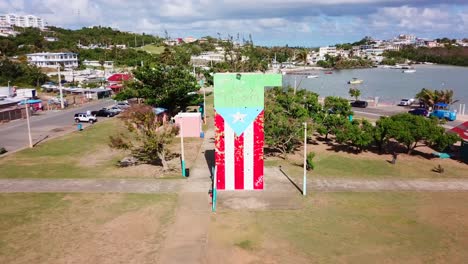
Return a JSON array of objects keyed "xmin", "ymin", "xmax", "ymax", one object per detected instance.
[
  {"xmin": 303, "ymin": 122, "xmax": 307, "ymax": 196},
  {"xmin": 57, "ymin": 65, "xmax": 64, "ymax": 109},
  {"xmin": 24, "ymin": 100, "xmax": 33, "ymax": 148}
]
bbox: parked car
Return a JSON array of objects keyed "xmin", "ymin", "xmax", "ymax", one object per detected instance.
[
  {"xmin": 41, "ymin": 82, "xmax": 57, "ymax": 89},
  {"xmin": 398, "ymin": 98, "xmax": 415, "ymax": 106},
  {"xmin": 408, "ymin": 108, "xmax": 429, "ymax": 117},
  {"xmin": 91, "ymin": 108, "xmax": 116, "ymax": 117},
  {"xmin": 430, "ymin": 103, "xmax": 457, "ymax": 121},
  {"xmin": 115, "ymin": 102, "xmax": 130, "ymax": 109},
  {"xmin": 74, "ymin": 113, "xmax": 97, "ymax": 123},
  {"xmin": 107, "ymin": 106, "xmax": 123, "ymax": 114},
  {"xmin": 350, "ymin": 100, "xmax": 368, "ymax": 108}
]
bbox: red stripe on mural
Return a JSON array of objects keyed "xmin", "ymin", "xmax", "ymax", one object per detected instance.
[
  {"xmin": 215, "ymin": 113, "xmax": 225, "ymax": 190},
  {"xmin": 234, "ymin": 133, "xmax": 244, "ymax": 190},
  {"xmin": 253, "ymin": 111, "xmax": 264, "ymax": 190}
]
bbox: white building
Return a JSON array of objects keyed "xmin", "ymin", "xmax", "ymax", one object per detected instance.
[
  {"xmin": 319, "ymin": 46, "xmax": 337, "ymax": 57},
  {"xmin": 82, "ymin": 60, "xmax": 114, "ymax": 69},
  {"xmin": 27, "ymin": 52, "xmax": 78, "ymax": 69},
  {"xmin": 0, "ymin": 22, "xmax": 17, "ymax": 37},
  {"xmin": 0, "ymin": 14, "xmax": 45, "ymax": 29}
]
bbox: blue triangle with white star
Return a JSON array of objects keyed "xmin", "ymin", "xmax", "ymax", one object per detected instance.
[{"xmin": 216, "ymin": 107, "xmax": 263, "ymax": 136}]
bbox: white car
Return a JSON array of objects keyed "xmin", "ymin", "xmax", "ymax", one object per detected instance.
[
  {"xmin": 74, "ymin": 113, "xmax": 97, "ymax": 124},
  {"xmin": 398, "ymin": 98, "xmax": 415, "ymax": 106}
]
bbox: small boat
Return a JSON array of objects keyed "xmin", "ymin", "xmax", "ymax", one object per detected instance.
[
  {"xmin": 324, "ymin": 71, "xmax": 333, "ymax": 74},
  {"xmin": 348, "ymin": 78, "xmax": 363, "ymax": 84},
  {"xmin": 307, "ymin": 75, "xmax": 319, "ymax": 79},
  {"xmin": 403, "ymin": 69, "xmax": 416, "ymax": 73}
]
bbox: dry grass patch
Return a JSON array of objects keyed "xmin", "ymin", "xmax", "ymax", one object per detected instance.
[
  {"xmin": 208, "ymin": 192, "xmax": 468, "ymax": 263},
  {"xmin": 0, "ymin": 193, "xmax": 177, "ymax": 264}
]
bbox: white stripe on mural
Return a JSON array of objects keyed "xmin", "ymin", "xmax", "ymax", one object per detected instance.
[
  {"xmin": 243, "ymin": 123, "xmax": 254, "ymax": 190},
  {"xmin": 224, "ymin": 123, "xmax": 235, "ymax": 190}
]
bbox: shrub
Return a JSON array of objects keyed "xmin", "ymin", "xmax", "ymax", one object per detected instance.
[{"xmin": 306, "ymin": 152, "xmax": 315, "ymax": 170}]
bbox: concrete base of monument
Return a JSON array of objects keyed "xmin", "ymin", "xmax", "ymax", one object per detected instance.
[{"xmin": 216, "ymin": 167, "xmax": 304, "ymax": 211}]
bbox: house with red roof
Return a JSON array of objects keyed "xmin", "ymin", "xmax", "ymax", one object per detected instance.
[
  {"xmin": 107, "ymin": 73, "xmax": 132, "ymax": 93},
  {"xmin": 449, "ymin": 121, "xmax": 468, "ymax": 163}
]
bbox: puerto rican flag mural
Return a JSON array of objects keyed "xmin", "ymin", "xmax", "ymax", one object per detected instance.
[{"xmin": 214, "ymin": 73, "xmax": 282, "ymax": 190}]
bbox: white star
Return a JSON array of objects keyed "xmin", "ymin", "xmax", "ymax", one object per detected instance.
[{"xmin": 231, "ymin": 111, "xmax": 247, "ymax": 123}]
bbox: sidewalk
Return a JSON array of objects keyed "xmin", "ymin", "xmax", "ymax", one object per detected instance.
[{"xmin": 156, "ymin": 129, "xmax": 214, "ymax": 264}]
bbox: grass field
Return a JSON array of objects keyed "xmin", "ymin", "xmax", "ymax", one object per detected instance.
[
  {"xmin": 0, "ymin": 193, "xmax": 177, "ymax": 264},
  {"xmin": 266, "ymin": 145, "xmax": 468, "ymax": 179},
  {"xmin": 208, "ymin": 192, "xmax": 468, "ymax": 263},
  {"xmin": 136, "ymin": 44, "xmax": 165, "ymax": 54},
  {"xmin": 0, "ymin": 119, "xmax": 203, "ymax": 179}
]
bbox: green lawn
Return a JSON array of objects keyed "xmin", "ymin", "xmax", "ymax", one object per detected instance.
[
  {"xmin": 266, "ymin": 151, "xmax": 468, "ymax": 179},
  {"xmin": 210, "ymin": 192, "xmax": 468, "ymax": 263},
  {"xmin": 136, "ymin": 44, "xmax": 165, "ymax": 54},
  {"xmin": 0, "ymin": 193, "xmax": 177, "ymax": 263},
  {"xmin": 0, "ymin": 119, "xmax": 192, "ymax": 179}
]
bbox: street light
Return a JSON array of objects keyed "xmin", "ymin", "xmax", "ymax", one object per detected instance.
[
  {"xmin": 23, "ymin": 99, "xmax": 33, "ymax": 148},
  {"xmin": 57, "ymin": 65, "xmax": 64, "ymax": 109},
  {"xmin": 303, "ymin": 122, "xmax": 307, "ymax": 196}
]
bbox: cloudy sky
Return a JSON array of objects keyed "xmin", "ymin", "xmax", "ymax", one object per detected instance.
[{"xmin": 1, "ymin": 0, "xmax": 467, "ymax": 46}]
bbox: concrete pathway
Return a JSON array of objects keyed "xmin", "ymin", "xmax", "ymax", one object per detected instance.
[
  {"xmin": 156, "ymin": 129, "xmax": 214, "ymax": 264},
  {"xmin": 2, "ymin": 173, "xmax": 468, "ymax": 194}
]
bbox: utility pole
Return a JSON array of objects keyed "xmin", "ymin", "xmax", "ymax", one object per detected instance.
[
  {"xmin": 303, "ymin": 122, "xmax": 307, "ymax": 196},
  {"xmin": 134, "ymin": 34, "xmax": 137, "ymax": 47},
  {"xmin": 24, "ymin": 100, "xmax": 33, "ymax": 148},
  {"xmin": 57, "ymin": 65, "xmax": 64, "ymax": 109}
]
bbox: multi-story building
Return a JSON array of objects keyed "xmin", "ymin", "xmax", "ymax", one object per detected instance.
[
  {"xmin": 0, "ymin": 22, "xmax": 17, "ymax": 37},
  {"xmin": 27, "ymin": 52, "xmax": 78, "ymax": 69},
  {"xmin": 0, "ymin": 14, "xmax": 45, "ymax": 29},
  {"xmin": 319, "ymin": 46, "xmax": 337, "ymax": 58}
]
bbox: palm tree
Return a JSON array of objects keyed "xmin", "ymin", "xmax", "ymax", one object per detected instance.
[
  {"xmin": 416, "ymin": 88, "xmax": 458, "ymax": 108},
  {"xmin": 295, "ymin": 49, "xmax": 309, "ymax": 65}
]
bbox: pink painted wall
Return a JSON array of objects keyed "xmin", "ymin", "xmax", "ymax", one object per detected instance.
[{"xmin": 174, "ymin": 112, "xmax": 202, "ymax": 138}]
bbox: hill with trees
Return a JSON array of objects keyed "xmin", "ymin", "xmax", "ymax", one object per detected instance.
[{"xmin": 383, "ymin": 46, "xmax": 468, "ymax": 66}]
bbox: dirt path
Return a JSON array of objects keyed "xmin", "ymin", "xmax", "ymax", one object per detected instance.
[{"xmin": 156, "ymin": 129, "xmax": 214, "ymax": 264}]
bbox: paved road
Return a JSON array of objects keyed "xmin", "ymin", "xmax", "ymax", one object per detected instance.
[
  {"xmin": 353, "ymin": 106, "xmax": 465, "ymax": 128},
  {"xmin": 0, "ymin": 99, "xmax": 114, "ymax": 153}
]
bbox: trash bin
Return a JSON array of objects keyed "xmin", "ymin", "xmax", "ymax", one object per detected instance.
[
  {"xmin": 200, "ymin": 132, "xmax": 205, "ymax": 138},
  {"xmin": 185, "ymin": 168, "xmax": 190, "ymax": 177},
  {"xmin": 77, "ymin": 123, "xmax": 83, "ymax": 131}
]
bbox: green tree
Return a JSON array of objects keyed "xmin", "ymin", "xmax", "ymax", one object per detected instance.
[
  {"xmin": 111, "ymin": 104, "xmax": 179, "ymax": 171},
  {"xmin": 264, "ymin": 87, "xmax": 319, "ymax": 157},
  {"xmin": 323, "ymin": 96, "xmax": 353, "ymax": 116},
  {"xmin": 387, "ymin": 114, "xmax": 442, "ymax": 154},
  {"xmin": 348, "ymin": 88, "xmax": 361, "ymax": 100},
  {"xmin": 335, "ymin": 119, "xmax": 374, "ymax": 152},
  {"xmin": 116, "ymin": 64, "xmax": 198, "ymax": 113},
  {"xmin": 415, "ymin": 88, "xmax": 459, "ymax": 108},
  {"xmin": 373, "ymin": 116, "xmax": 394, "ymax": 153}
]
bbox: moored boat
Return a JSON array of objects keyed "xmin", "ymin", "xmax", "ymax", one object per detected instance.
[
  {"xmin": 348, "ymin": 78, "xmax": 363, "ymax": 84},
  {"xmin": 403, "ymin": 69, "xmax": 416, "ymax": 73},
  {"xmin": 307, "ymin": 75, "xmax": 319, "ymax": 79}
]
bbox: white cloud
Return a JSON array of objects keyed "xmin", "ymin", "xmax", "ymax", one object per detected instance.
[{"xmin": 0, "ymin": 1, "xmax": 466, "ymax": 46}]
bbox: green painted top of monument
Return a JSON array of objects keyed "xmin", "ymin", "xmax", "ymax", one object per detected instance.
[{"xmin": 214, "ymin": 73, "xmax": 282, "ymax": 108}]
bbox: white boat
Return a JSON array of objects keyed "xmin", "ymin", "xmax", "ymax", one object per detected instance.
[
  {"xmin": 348, "ymin": 78, "xmax": 363, "ymax": 84},
  {"xmin": 307, "ymin": 75, "xmax": 319, "ymax": 79},
  {"xmin": 403, "ymin": 69, "xmax": 416, "ymax": 73}
]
